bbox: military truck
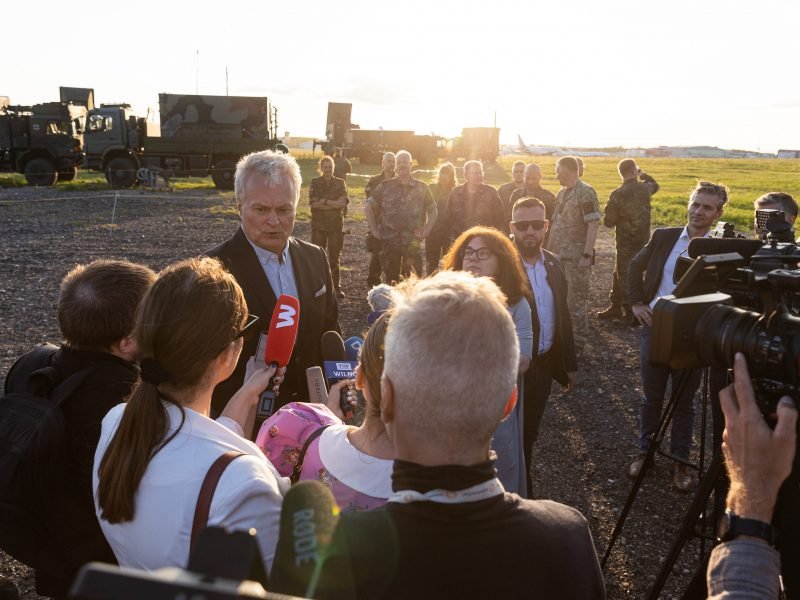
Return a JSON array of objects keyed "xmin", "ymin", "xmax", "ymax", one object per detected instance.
[
  {"xmin": 83, "ymin": 93, "xmax": 286, "ymax": 189},
  {"xmin": 0, "ymin": 99, "xmax": 85, "ymax": 185},
  {"xmin": 449, "ymin": 127, "xmax": 500, "ymax": 163}
]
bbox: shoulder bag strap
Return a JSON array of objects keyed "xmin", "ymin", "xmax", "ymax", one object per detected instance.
[
  {"xmin": 191, "ymin": 450, "xmax": 246, "ymax": 551},
  {"xmin": 290, "ymin": 425, "xmax": 331, "ymax": 485}
]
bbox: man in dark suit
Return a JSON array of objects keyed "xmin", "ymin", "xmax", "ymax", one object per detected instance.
[
  {"xmin": 207, "ymin": 150, "xmax": 340, "ymax": 418},
  {"xmin": 511, "ymin": 196, "xmax": 577, "ymax": 496},
  {"xmin": 627, "ymin": 181, "xmax": 727, "ymax": 491}
]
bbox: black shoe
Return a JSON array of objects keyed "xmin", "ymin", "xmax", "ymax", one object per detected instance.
[{"xmin": 597, "ymin": 305, "xmax": 623, "ymax": 320}]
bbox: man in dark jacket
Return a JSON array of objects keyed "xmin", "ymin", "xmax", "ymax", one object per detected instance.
[
  {"xmin": 3, "ymin": 260, "xmax": 155, "ymax": 598},
  {"xmin": 511, "ymin": 197, "xmax": 577, "ymax": 496},
  {"xmin": 445, "ymin": 160, "xmax": 505, "ymax": 240}
]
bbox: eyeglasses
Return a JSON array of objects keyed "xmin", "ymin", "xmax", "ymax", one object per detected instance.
[
  {"xmin": 511, "ymin": 220, "xmax": 546, "ymax": 231},
  {"xmin": 463, "ymin": 247, "xmax": 494, "ymax": 261},
  {"xmin": 234, "ymin": 314, "xmax": 260, "ymax": 342}
]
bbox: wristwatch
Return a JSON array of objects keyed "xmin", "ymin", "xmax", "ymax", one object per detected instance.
[{"xmin": 718, "ymin": 509, "xmax": 776, "ymax": 546}]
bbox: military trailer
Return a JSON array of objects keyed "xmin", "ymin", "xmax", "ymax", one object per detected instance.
[
  {"xmin": 449, "ymin": 127, "xmax": 501, "ymax": 163},
  {"xmin": 0, "ymin": 99, "xmax": 85, "ymax": 186},
  {"xmin": 347, "ymin": 129, "xmax": 445, "ymax": 168},
  {"xmin": 83, "ymin": 93, "xmax": 286, "ymax": 189}
]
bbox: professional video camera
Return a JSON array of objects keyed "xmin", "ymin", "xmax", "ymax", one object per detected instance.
[{"xmin": 650, "ymin": 223, "xmax": 800, "ymax": 417}]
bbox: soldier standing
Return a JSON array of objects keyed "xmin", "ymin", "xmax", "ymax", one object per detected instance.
[
  {"xmin": 332, "ymin": 148, "xmax": 352, "ymax": 182},
  {"xmin": 364, "ymin": 152, "xmax": 396, "ymax": 286},
  {"xmin": 547, "ymin": 156, "xmax": 600, "ymax": 352},
  {"xmin": 498, "ymin": 160, "xmax": 526, "ymax": 224},
  {"xmin": 510, "ymin": 163, "xmax": 557, "ymax": 243},
  {"xmin": 598, "ymin": 159, "xmax": 659, "ymax": 321},
  {"xmin": 309, "ymin": 155, "xmax": 349, "ymax": 298},
  {"xmin": 445, "ymin": 160, "xmax": 505, "ymax": 241},
  {"xmin": 365, "ymin": 150, "xmax": 437, "ymax": 284}
]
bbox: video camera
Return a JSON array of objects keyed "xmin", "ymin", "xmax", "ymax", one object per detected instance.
[{"xmin": 650, "ymin": 221, "xmax": 800, "ymax": 418}]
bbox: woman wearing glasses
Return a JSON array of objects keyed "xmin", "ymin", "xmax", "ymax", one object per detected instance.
[
  {"xmin": 93, "ymin": 257, "xmax": 287, "ymax": 574},
  {"xmin": 442, "ymin": 227, "xmax": 533, "ymax": 496}
]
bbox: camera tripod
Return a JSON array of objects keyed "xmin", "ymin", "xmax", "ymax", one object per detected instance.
[{"xmin": 601, "ymin": 367, "xmax": 726, "ymax": 599}]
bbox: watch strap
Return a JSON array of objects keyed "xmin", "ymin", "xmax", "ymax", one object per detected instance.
[{"xmin": 720, "ymin": 510, "xmax": 776, "ymax": 546}]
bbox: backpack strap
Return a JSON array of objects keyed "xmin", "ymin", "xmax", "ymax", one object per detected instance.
[
  {"xmin": 191, "ymin": 451, "xmax": 245, "ymax": 551},
  {"xmin": 290, "ymin": 425, "xmax": 331, "ymax": 485}
]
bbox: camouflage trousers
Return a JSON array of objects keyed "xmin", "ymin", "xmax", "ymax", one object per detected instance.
[
  {"xmin": 561, "ymin": 258, "xmax": 592, "ymax": 351},
  {"xmin": 381, "ymin": 237, "xmax": 423, "ymax": 284},
  {"xmin": 609, "ymin": 245, "xmax": 640, "ymax": 308},
  {"xmin": 312, "ymin": 229, "xmax": 344, "ymax": 290}
]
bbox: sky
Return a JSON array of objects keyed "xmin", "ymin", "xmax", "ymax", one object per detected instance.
[{"xmin": 5, "ymin": 0, "xmax": 800, "ymax": 152}]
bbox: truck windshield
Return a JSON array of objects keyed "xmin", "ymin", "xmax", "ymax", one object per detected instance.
[{"xmin": 87, "ymin": 114, "xmax": 112, "ymax": 133}]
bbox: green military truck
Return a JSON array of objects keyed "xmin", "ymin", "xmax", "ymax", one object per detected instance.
[
  {"xmin": 0, "ymin": 98, "xmax": 85, "ymax": 186},
  {"xmin": 83, "ymin": 93, "xmax": 286, "ymax": 189}
]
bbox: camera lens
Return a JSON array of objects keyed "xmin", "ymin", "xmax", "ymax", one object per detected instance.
[{"xmin": 695, "ymin": 305, "xmax": 760, "ymax": 369}]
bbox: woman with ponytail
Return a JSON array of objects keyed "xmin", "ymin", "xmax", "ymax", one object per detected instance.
[{"xmin": 93, "ymin": 257, "xmax": 287, "ymax": 573}]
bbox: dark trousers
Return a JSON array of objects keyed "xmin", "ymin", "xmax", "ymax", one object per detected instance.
[
  {"xmin": 639, "ymin": 325, "xmax": 701, "ymax": 460},
  {"xmin": 522, "ymin": 351, "xmax": 554, "ymax": 496},
  {"xmin": 381, "ymin": 239, "xmax": 422, "ymax": 284},
  {"xmin": 425, "ymin": 229, "xmax": 450, "ymax": 275},
  {"xmin": 366, "ymin": 234, "xmax": 382, "ymax": 287},
  {"xmin": 609, "ymin": 245, "xmax": 638, "ymax": 308},
  {"xmin": 312, "ymin": 229, "xmax": 344, "ymax": 290}
]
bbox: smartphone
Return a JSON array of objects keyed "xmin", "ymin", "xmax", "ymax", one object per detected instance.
[{"xmin": 255, "ymin": 332, "xmax": 268, "ymax": 368}]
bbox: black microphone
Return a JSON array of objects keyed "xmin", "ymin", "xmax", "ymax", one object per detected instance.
[
  {"xmin": 270, "ymin": 481, "xmax": 340, "ymax": 598},
  {"xmin": 320, "ymin": 331, "xmax": 356, "ymax": 419}
]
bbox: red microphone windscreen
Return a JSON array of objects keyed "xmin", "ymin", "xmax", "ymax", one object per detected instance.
[{"xmin": 264, "ymin": 295, "xmax": 300, "ymax": 367}]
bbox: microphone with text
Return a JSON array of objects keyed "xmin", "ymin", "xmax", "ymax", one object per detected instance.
[
  {"xmin": 344, "ymin": 336, "xmax": 363, "ymax": 363},
  {"xmin": 258, "ymin": 295, "xmax": 300, "ymax": 419},
  {"xmin": 321, "ymin": 331, "xmax": 357, "ymax": 419},
  {"xmin": 270, "ymin": 481, "xmax": 340, "ymax": 598}
]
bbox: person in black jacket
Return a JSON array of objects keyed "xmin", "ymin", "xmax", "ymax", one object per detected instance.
[
  {"xmin": 4, "ymin": 260, "xmax": 155, "ymax": 598},
  {"xmin": 511, "ymin": 196, "xmax": 577, "ymax": 496},
  {"xmin": 206, "ymin": 150, "xmax": 341, "ymax": 418},
  {"xmin": 627, "ymin": 182, "xmax": 727, "ymax": 491}
]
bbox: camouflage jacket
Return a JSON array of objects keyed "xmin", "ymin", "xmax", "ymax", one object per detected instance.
[
  {"xmin": 498, "ymin": 181, "xmax": 525, "ymax": 222},
  {"xmin": 510, "ymin": 185, "xmax": 557, "ymax": 222},
  {"xmin": 370, "ymin": 177, "xmax": 436, "ymax": 244},
  {"xmin": 365, "ymin": 170, "xmax": 393, "ymax": 199},
  {"xmin": 309, "ymin": 176, "xmax": 349, "ymax": 231},
  {"xmin": 445, "ymin": 183, "xmax": 505, "ymax": 240},
  {"xmin": 333, "ymin": 156, "xmax": 352, "ymax": 181},
  {"xmin": 548, "ymin": 180, "xmax": 601, "ymax": 260},
  {"xmin": 603, "ymin": 174, "xmax": 659, "ymax": 248}
]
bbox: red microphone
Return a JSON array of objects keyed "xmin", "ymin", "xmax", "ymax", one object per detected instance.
[{"xmin": 258, "ymin": 295, "xmax": 300, "ymax": 418}]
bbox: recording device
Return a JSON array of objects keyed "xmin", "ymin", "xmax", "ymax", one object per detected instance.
[
  {"xmin": 258, "ymin": 295, "xmax": 300, "ymax": 418},
  {"xmin": 650, "ymin": 236, "xmax": 800, "ymax": 418},
  {"xmin": 70, "ymin": 527, "xmax": 300, "ymax": 599},
  {"xmin": 270, "ymin": 481, "xmax": 340, "ymax": 598},
  {"xmin": 756, "ymin": 208, "xmax": 789, "ymax": 242},
  {"xmin": 321, "ymin": 331, "xmax": 356, "ymax": 419},
  {"xmin": 343, "ymin": 336, "xmax": 363, "ymax": 362},
  {"xmin": 305, "ymin": 366, "xmax": 328, "ymax": 405},
  {"xmin": 709, "ymin": 220, "xmax": 746, "ymax": 239}
]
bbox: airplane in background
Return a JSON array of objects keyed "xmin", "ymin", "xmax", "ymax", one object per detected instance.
[{"xmin": 515, "ymin": 135, "xmax": 610, "ymax": 157}]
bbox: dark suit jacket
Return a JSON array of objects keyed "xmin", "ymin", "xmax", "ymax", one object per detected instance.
[
  {"xmin": 526, "ymin": 249, "xmax": 577, "ymax": 386},
  {"xmin": 627, "ymin": 227, "xmax": 683, "ymax": 306},
  {"xmin": 206, "ymin": 228, "xmax": 340, "ymax": 414}
]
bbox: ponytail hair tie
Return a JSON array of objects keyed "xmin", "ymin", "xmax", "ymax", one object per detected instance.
[{"xmin": 140, "ymin": 358, "xmax": 170, "ymax": 386}]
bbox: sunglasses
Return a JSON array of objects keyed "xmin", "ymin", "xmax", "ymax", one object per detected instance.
[
  {"xmin": 234, "ymin": 314, "xmax": 260, "ymax": 342},
  {"xmin": 512, "ymin": 220, "xmax": 546, "ymax": 231}
]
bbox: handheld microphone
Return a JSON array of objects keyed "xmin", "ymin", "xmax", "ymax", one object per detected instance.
[
  {"xmin": 343, "ymin": 336, "xmax": 363, "ymax": 362},
  {"xmin": 320, "ymin": 331, "xmax": 356, "ymax": 419},
  {"xmin": 270, "ymin": 481, "xmax": 340, "ymax": 598},
  {"xmin": 305, "ymin": 366, "xmax": 328, "ymax": 405},
  {"xmin": 258, "ymin": 295, "xmax": 300, "ymax": 418}
]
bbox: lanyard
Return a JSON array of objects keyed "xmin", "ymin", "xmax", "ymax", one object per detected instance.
[{"xmin": 388, "ymin": 477, "xmax": 504, "ymax": 505}]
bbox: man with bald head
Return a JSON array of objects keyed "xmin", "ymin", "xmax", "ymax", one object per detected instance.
[
  {"xmin": 316, "ymin": 271, "xmax": 604, "ymax": 599},
  {"xmin": 498, "ymin": 160, "xmax": 527, "ymax": 223},
  {"xmin": 510, "ymin": 163, "xmax": 557, "ymax": 222}
]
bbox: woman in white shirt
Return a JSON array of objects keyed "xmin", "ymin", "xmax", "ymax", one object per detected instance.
[{"xmin": 93, "ymin": 257, "xmax": 287, "ymax": 574}]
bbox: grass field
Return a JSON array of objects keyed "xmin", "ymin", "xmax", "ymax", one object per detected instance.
[{"xmin": 3, "ymin": 155, "xmax": 797, "ymax": 233}]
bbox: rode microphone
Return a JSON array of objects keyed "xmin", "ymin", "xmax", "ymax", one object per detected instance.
[
  {"xmin": 270, "ymin": 481, "xmax": 340, "ymax": 598},
  {"xmin": 258, "ymin": 295, "xmax": 300, "ymax": 418},
  {"xmin": 321, "ymin": 331, "xmax": 356, "ymax": 419},
  {"xmin": 343, "ymin": 336, "xmax": 363, "ymax": 362}
]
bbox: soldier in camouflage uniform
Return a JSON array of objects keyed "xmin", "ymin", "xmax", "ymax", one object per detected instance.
[
  {"xmin": 365, "ymin": 150, "xmax": 437, "ymax": 284},
  {"xmin": 364, "ymin": 152, "xmax": 396, "ymax": 286},
  {"xmin": 598, "ymin": 159, "xmax": 659, "ymax": 320},
  {"xmin": 445, "ymin": 160, "xmax": 505, "ymax": 241},
  {"xmin": 510, "ymin": 163, "xmax": 557, "ymax": 244},
  {"xmin": 498, "ymin": 160, "xmax": 526, "ymax": 225},
  {"xmin": 309, "ymin": 155, "xmax": 349, "ymax": 297},
  {"xmin": 546, "ymin": 156, "xmax": 601, "ymax": 352}
]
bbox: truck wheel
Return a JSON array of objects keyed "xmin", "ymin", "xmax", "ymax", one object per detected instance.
[
  {"xmin": 24, "ymin": 158, "xmax": 58, "ymax": 186},
  {"xmin": 106, "ymin": 157, "xmax": 137, "ymax": 188},
  {"xmin": 212, "ymin": 160, "xmax": 236, "ymax": 190},
  {"xmin": 58, "ymin": 163, "xmax": 78, "ymax": 182}
]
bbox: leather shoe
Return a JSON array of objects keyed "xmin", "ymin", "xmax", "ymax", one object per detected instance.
[
  {"xmin": 672, "ymin": 463, "xmax": 694, "ymax": 492},
  {"xmin": 628, "ymin": 453, "xmax": 647, "ymax": 478},
  {"xmin": 597, "ymin": 305, "xmax": 623, "ymax": 320}
]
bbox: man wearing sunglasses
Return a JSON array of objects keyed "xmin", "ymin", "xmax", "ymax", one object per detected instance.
[
  {"xmin": 509, "ymin": 163, "xmax": 557, "ymax": 238},
  {"xmin": 511, "ymin": 197, "xmax": 577, "ymax": 497}
]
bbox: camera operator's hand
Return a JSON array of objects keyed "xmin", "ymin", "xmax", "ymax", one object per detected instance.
[
  {"xmin": 720, "ymin": 353, "xmax": 797, "ymax": 524},
  {"xmin": 631, "ymin": 303, "xmax": 652, "ymax": 327}
]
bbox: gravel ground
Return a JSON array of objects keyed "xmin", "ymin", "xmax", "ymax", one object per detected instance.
[{"xmin": 0, "ymin": 184, "xmax": 718, "ymax": 599}]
